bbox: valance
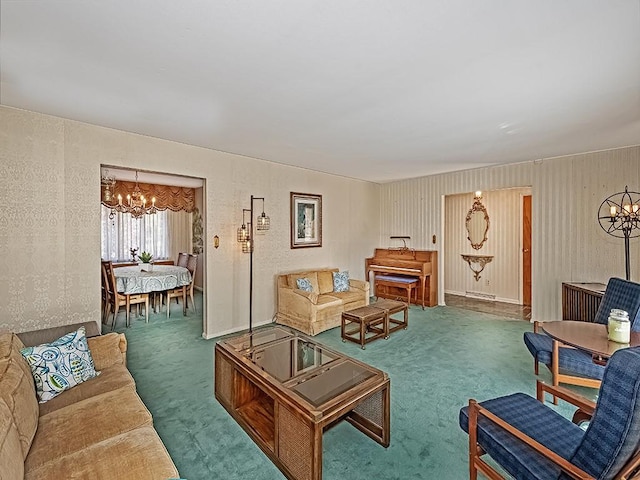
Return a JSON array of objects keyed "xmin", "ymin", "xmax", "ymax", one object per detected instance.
[{"xmin": 101, "ymin": 181, "xmax": 196, "ymax": 213}]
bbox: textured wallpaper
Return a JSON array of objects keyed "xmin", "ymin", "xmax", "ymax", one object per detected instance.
[{"xmin": 0, "ymin": 106, "xmax": 380, "ymax": 336}]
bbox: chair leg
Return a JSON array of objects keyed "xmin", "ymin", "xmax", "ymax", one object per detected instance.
[
  {"xmin": 166, "ymin": 293, "xmax": 171, "ymax": 319},
  {"xmin": 144, "ymin": 297, "xmax": 149, "ymax": 323},
  {"xmin": 190, "ymin": 289, "xmax": 196, "ymax": 313},
  {"xmin": 110, "ymin": 305, "xmax": 118, "ymax": 332}
]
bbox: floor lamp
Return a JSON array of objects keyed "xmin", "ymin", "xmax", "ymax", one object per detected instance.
[
  {"xmin": 237, "ymin": 195, "xmax": 270, "ymax": 333},
  {"xmin": 598, "ymin": 186, "xmax": 640, "ymax": 280}
]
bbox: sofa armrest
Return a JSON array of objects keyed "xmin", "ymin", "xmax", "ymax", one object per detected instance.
[
  {"xmin": 349, "ymin": 279, "xmax": 370, "ymax": 293},
  {"xmin": 87, "ymin": 332, "xmax": 128, "ymax": 370}
]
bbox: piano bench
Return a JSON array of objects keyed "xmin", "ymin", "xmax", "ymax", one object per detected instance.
[{"xmin": 374, "ymin": 275, "xmax": 418, "ymax": 306}]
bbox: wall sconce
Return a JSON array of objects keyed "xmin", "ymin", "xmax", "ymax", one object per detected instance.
[{"xmin": 213, "ymin": 235, "xmax": 219, "ymax": 249}]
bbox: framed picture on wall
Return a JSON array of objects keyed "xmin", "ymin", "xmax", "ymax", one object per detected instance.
[{"xmin": 290, "ymin": 192, "xmax": 322, "ymax": 248}]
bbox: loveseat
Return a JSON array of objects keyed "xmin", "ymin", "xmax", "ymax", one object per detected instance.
[
  {"xmin": 0, "ymin": 322, "xmax": 179, "ymax": 480},
  {"xmin": 276, "ymin": 268, "xmax": 370, "ymax": 335}
]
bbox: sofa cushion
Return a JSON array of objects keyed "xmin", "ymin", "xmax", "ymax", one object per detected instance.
[
  {"xmin": 330, "ymin": 289, "xmax": 365, "ymax": 306},
  {"xmin": 20, "ymin": 326, "xmax": 100, "ymax": 403},
  {"xmin": 288, "ymin": 271, "xmax": 319, "ymax": 294},
  {"xmin": 317, "ymin": 270, "xmax": 335, "ymax": 294},
  {"xmin": 296, "ymin": 277, "xmax": 313, "ymax": 292},
  {"xmin": 332, "ymin": 271, "xmax": 350, "ymax": 292},
  {"xmin": 87, "ymin": 333, "xmax": 127, "ymax": 371},
  {"xmin": 25, "ymin": 386, "xmax": 153, "ymax": 472},
  {"xmin": 24, "ymin": 426, "xmax": 179, "ymax": 480},
  {"xmin": 39, "ymin": 365, "xmax": 136, "ymax": 417}
]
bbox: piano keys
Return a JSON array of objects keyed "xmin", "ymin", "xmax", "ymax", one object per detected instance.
[{"xmin": 365, "ymin": 248, "xmax": 438, "ymax": 308}]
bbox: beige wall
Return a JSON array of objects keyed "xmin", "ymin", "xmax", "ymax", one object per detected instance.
[
  {"xmin": 445, "ymin": 187, "xmax": 532, "ymax": 303},
  {"xmin": 381, "ymin": 147, "xmax": 640, "ymax": 321},
  {"xmin": 0, "ymin": 106, "xmax": 380, "ymax": 337}
]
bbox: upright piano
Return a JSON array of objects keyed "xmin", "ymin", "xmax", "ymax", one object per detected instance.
[{"xmin": 365, "ymin": 248, "xmax": 438, "ymax": 308}]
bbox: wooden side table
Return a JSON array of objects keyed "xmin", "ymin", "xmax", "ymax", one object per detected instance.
[
  {"xmin": 341, "ymin": 305, "xmax": 388, "ymax": 349},
  {"xmin": 562, "ymin": 282, "xmax": 606, "ymax": 322}
]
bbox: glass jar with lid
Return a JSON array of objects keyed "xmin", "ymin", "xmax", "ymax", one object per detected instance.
[{"xmin": 608, "ymin": 309, "xmax": 630, "ymax": 344}]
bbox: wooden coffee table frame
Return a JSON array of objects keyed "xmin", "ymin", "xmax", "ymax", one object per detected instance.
[
  {"xmin": 341, "ymin": 305, "xmax": 388, "ymax": 349},
  {"xmin": 215, "ymin": 328, "xmax": 390, "ymax": 480},
  {"xmin": 371, "ymin": 299, "xmax": 409, "ymax": 335}
]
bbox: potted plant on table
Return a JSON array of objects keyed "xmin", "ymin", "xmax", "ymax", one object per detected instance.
[{"xmin": 138, "ymin": 251, "xmax": 153, "ymax": 272}]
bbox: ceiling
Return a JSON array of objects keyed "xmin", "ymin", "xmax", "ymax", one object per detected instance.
[{"xmin": 2, "ymin": 1, "xmax": 639, "ymax": 184}]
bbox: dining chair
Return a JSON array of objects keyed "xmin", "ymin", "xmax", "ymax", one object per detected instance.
[
  {"xmin": 523, "ymin": 277, "xmax": 640, "ymax": 389},
  {"xmin": 165, "ymin": 254, "xmax": 197, "ymax": 318},
  {"xmin": 101, "ymin": 260, "xmax": 112, "ymax": 324},
  {"xmin": 177, "ymin": 252, "xmax": 189, "ymax": 268},
  {"xmin": 459, "ymin": 346, "xmax": 640, "ymax": 480},
  {"xmin": 104, "ymin": 261, "xmax": 150, "ymax": 329}
]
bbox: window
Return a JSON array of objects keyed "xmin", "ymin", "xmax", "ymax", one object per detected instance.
[{"xmin": 101, "ymin": 206, "xmax": 170, "ymax": 262}]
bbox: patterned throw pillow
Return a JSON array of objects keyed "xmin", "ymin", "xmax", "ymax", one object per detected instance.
[
  {"xmin": 296, "ymin": 277, "xmax": 313, "ymax": 292},
  {"xmin": 20, "ymin": 326, "xmax": 100, "ymax": 403},
  {"xmin": 332, "ymin": 271, "xmax": 350, "ymax": 292}
]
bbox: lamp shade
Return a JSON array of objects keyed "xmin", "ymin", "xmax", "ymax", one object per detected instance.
[{"xmin": 256, "ymin": 212, "xmax": 270, "ymax": 231}]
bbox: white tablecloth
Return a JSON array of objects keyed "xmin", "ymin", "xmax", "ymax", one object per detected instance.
[{"xmin": 114, "ymin": 265, "xmax": 191, "ymax": 294}]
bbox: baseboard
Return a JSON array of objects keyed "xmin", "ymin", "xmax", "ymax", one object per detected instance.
[{"xmin": 201, "ymin": 319, "xmax": 275, "ymax": 340}]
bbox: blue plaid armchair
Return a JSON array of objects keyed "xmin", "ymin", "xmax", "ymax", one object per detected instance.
[
  {"xmin": 459, "ymin": 347, "xmax": 640, "ymax": 480},
  {"xmin": 523, "ymin": 277, "xmax": 640, "ymax": 389}
]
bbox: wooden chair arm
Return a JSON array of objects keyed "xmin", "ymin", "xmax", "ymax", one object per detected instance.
[
  {"xmin": 469, "ymin": 399, "xmax": 595, "ymax": 480},
  {"xmin": 535, "ymin": 381, "xmax": 596, "ymax": 415}
]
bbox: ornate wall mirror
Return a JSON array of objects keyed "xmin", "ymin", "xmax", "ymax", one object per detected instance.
[{"xmin": 466, "ymin": 192, "xmax": 490, "ymax": 250}]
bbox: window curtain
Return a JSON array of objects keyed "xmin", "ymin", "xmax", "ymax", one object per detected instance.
[
  {"xmin": 101, "ymin": 206, "xmax": 170, "ymax": 262},
  {"xmin": 167, "ymin": 209, "xmax": 193, "ymax": 262}
]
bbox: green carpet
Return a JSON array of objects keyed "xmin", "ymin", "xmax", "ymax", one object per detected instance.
[{"xmin": 108, "ymin": 295, "xmax": 594, "ymax": 479}]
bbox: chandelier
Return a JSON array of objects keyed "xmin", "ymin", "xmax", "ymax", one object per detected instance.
[
  {"xmin": 111, "ymin": 171, "xmax": 157, "ymax": 219},
  {"xmin": 100, "ymin": 169, "xmax": 116, "ymax": 203}
]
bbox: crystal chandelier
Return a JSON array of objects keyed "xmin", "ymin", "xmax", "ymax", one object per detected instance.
[
  {"xmin": 100, "ymin": 169, "xmax": 116, "ymax": 203},
  {"xmin": 113, "ymin": 171, "xmax": 157, "ymax": 219}
]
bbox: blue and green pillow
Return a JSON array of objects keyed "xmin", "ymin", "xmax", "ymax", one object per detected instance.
[
  {"xmin": 20, "ymin": 326, "xmax": 100, "ymax": 403},
  {"xmin": 332, "ymin": 271, "xmax": 350, "ymax": 292},
  {"xmin": 296, "ymin": 277, "xmax": 313, "ymax": 292}
]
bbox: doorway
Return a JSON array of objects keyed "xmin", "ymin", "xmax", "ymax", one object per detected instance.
[
  {"xmin": 443, "ymin": 187, "xmax": 532, "ymax": 320},
  {"xmin": 522, "ymin": 195, "xmax": 532, "ymax": 307},
  {"xmin": 100, "ymin": 166, "xmax": 206, "ymax": 334}
]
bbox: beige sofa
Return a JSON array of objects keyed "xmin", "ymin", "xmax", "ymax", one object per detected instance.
[
  {"xmin": 0, "ymin": 323, "xmax": 179, "ymax": 480},
  {"xmin": 276, "ymin": 268, "xmax": 370, "ymax": 335}
]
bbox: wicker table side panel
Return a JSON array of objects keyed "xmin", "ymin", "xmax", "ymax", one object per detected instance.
[
  {"xmin": 354, "ymin": 389, "xmax": 384, "ymax": 428},
  {"xmin": 215, "ymin": 353, "xmax": 233, "ymax": 407},
  {"xmin": 278, "ymin": 405, "xmax": 314, "ymax": 480}
]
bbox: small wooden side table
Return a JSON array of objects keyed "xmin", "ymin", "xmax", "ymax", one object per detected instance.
[
  {"xmin": 372, "ymin": 299, "xmax": 408, "ymax": 334},
  {"xmin": 341, "ymin": 305, "xmax": 388, "ymax": 349}
]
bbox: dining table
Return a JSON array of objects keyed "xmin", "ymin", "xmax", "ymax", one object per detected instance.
[{"xmin": 114, "ymin": 265, "xmax": 192, "ymax": 315}]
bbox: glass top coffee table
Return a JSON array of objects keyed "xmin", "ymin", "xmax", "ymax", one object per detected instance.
[{"xmin": 215, "ymin": 326, "xmax": 390, "ymax": 480}]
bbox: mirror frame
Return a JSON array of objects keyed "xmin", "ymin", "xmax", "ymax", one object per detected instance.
[{"xmin": 465, "ymin": 198, "xmax": 490, "ymax": 250}]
